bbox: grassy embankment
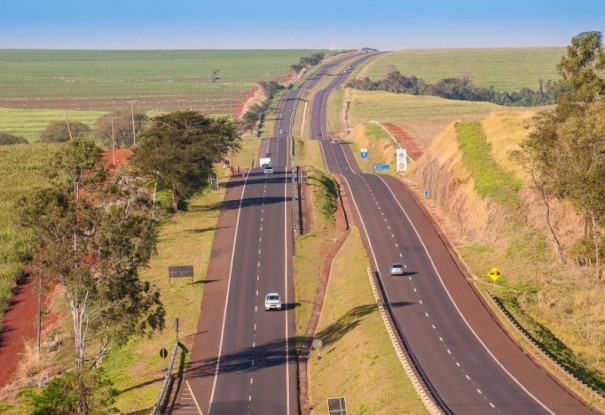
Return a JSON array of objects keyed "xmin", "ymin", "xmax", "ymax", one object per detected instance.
[
  {"xmin": 412, "ymin": 113, "xmax": 605, "ymax": 408},
  {"xmin": 0, "ymin": 50, "xmax": 323, "ymax": 114}
]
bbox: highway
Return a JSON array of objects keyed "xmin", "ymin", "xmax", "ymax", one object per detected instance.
[
  {"xmin": 177, "ymin": 54, "xmax": 365, "ymax": 415},
  {"xmin": 310, "ymin": 56, "xmax": 595, "ymax": 414}
]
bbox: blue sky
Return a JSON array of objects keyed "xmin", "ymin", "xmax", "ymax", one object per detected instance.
[{"xmin": 0, "ymin": 0, "xmax": 603, "ymax": 50}]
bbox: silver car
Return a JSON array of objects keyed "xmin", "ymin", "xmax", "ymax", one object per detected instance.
[
  {"xmin": 390, "ymin": 263, "xmax": 405, "ymax": 276},
  {"xmin": 263, "ymin": 165, "xmax": 273, "ymax": 174},
  {"xmin": 265, "ymin": 293, "xmax": 282, "ymax": 310}
]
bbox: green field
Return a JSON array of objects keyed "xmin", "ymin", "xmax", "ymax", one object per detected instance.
[
  {"xmin": 365, "ymin": 48, "xmax": 564, "ymax": 91},
  {"xmin": 0, "ymin": 49, "xmax": 322, "ymax": 114},
  {"xmin": 0, "ymin": 108, "xmax": 106, "ymax": 142},
  {"xmin": 346, "ymin": 89, "xmax": 503, "ymax": 145},
  {"xmin": 0, "ymin": 144, "xmax": 60, "ymax": 322}
]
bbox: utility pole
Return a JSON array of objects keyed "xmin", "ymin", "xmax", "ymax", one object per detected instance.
[
  {"xmin": 126, "ymin": 99, "xmax": 137, "ymax": 146},
  {"xmin": 65, "ymin": 111, "xmax": 73, "ymax": 140}
]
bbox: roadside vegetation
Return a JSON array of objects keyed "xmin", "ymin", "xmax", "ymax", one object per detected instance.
[
  {"xmin": 310, "ymin": 227, "xmax": 427, "ymax": 414},
  {"xmin": 332, "ymin": 33, "xmax": 605, "ymax": 408}
]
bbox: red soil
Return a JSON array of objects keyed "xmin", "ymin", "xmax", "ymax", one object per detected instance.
[
  {"xmin": 381, "ymin": 122, "xmax": 425, "ymax": 160},
  {"xmin": 0, "ymin": 150, "xmax": 131, "ymax": 392},
  {"xmin": 234, "ymin": 86, "xmax": 260, "ymax": 119}
]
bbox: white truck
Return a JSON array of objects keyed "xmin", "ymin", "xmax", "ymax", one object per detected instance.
[{"xmin": 259, "ymin": 157, "xmax": 271, "ymax": 167}]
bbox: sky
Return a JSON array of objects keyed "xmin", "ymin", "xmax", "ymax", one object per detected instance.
[{"xmin": 0, "ymin": 0, "xmax": 603, "ymax": 50}]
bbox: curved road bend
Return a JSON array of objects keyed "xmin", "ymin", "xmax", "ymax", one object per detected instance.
[
  {"xmin": 310, "ymin": 59, "xmax": 595, "ymax": 414},
  {"xmin": 174, "ymin": 54, "xmax": 364, "ymax": 414}
]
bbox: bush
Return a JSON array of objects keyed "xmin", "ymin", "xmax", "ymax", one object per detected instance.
[
  {"xmin": 38, "ymin": 120, "xmax": 90, "ymax": 143},
  {"xmin": 0, "ymin": 131, "xmax": 28, "ymax": 145}
]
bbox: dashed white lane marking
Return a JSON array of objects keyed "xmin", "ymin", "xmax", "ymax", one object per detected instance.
[
  {"xmin": 399, "ymin": 253, "xmax": 403, "ymax": 258},
  {"xmin": 252, "ymin": 360, "xmax": 255, "ymax": 366},
  {"xmin": 489, "ymin": 403, "xmax": 495, "ymax": 408},
  {"xmin": 258, "ymin": 249, "xmax": 261, "ymax": 255},
  {"xmin": 413, "ymin": 288, "xmax": 417, "ymax": 293},
  {"xmin": 432, "ymin": 325, "xmax": 435, "ymax": 329},
  {"xmin": 255, "ymin": 306, "xmax": 257, "ymax": 312},
  {"xmin": 466, "ymin": 375, "xmax": 471, "ymax": 380},
  {"xmin": 254, "ymin": 324, "xmax": 257, "ymax": 331},
  {"xmin": 256, "ymin": 290, "xmax": 258, "ymax": 296},
  {"xmin": 456, "ymin": 362, "xmax": 460, "ymax": 367},
  {"xmin": 257, "ymin": 262, "xmax": 260, "ymax": 268},
  {"xmin": 425, "ymin": 312, "xmax": 429, "ymax": 317},
  {"xmin": 249, "ymin": 396, "xmax": 252, "ymax": 401},
  {"xmin": 447, "ymin": 349, "xmax": 451, "ymax": 354},
  {"xmin": 253, "ymin": 342, "xmax": 256, "ymax": 348},
  {"xmin": 419, "ymin": 300, "xmax": 423, "ymax": 304},
  {"xmin": 477, "ymin": 389, "xmax": 482, "ymax": 394},
  {"xmin": 439, "ymin": 337, "xmax": 443, "ymax": 342},
  {"xmin": 250, "ymin": 378, "xmax": 254, "ymax": 384}
]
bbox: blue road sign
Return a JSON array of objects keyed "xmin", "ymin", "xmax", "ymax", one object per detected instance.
[
  {"xmin": 423, "ymin": 189, "xmax": 429, "ymax": 198},
  {"xmin": 372, "ymin": 164, "xmax": 390, "ymax": 171},
  {"xmin": 361, "ymin": 148, "xmax": 368, "ymax": 159}
]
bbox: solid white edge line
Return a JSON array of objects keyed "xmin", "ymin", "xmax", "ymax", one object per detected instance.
[
  {"xmin": 284, "ymin": 121, "xmax": 291, "ymax": 415},
  {"xmin": 186, "ymin": 379, "xmax": 204, "ymax": 415},
  {"xmin": 376, "ymin": 175, "xmax": 555, "ymax": 415},
  {"xmin": 208, "ymin": 169, "xmax": 250, "ymax": 414}
]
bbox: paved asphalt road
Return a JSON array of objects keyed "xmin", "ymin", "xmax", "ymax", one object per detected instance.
[
  {"xmin": 311, "ymin": 59, "xmax": 595, "ymax": 414},
  {"xmin": 175, "ymin": 54, "xmax": 365, "ymax": 415}
]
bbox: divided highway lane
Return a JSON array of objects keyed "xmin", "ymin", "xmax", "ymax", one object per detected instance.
[
  {"xmin": 311, "ymin": 60, "xmax": 594, "ymax": 413},
  {"xmin": 209, "ymin": 164, "xmax": 294, "ymax": 414}
]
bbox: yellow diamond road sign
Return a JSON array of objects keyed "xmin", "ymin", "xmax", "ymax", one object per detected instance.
[{"xmin": 487, "ymin": 267, "xmax": 501, "ymax": 282}]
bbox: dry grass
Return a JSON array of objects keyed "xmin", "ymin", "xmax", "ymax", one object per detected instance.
[
  {"xmin": 309, "ymin": 227, "xmax": 427, "ymax": 415},
  {"xmin": 345, "ymin": 123, "xmax": 398, "ymax": 175},
  {"xmin": 346, "ymin": 89, "xmax": 501, "ymax": 145},
  {"xmin": 409, "ymin": 110, "xmax": 605, "ymax": 400}
]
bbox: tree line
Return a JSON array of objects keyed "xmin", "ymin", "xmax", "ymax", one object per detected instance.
[
  {"xmin": 348, "ymin": 70, "xmax": 561, "ymax": 106},
  {"xmin": 514, "ymin": 31, "xmax": 605, "ymax": 277},
  {"xmin": 17, "ymin": 111, "xmax": 240, "ymax": 412}
]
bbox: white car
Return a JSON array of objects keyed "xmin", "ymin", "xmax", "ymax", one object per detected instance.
[
  {"xmin": 265, "ymin": 293, "xmax": 282, "ymax": 310},
  {"xmin": 390, "ymin": 263, "xmax": 405, "ymax": 276},
  {"xmin": 263, "ymin": 165, "xmax": 273, "ymax": 174}
]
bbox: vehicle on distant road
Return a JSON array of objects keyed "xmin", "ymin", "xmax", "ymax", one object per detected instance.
[
  {"xmin": 260, "ymin": 157, "xmax": 271, "ymax": 167},
  {"xmin": 263, "ymin": 165, "xmax": 274, "ymax": 174},
  {"xmin": 390, "ymin": 263, "xmax": 405, "ymax": 276},
  {"xmin": 265, "ymin": 293, "xmax": 282, "ymax": 310}
]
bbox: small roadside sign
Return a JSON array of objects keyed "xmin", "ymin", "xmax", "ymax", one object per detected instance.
[
  {"xmin": 360, "ymin": 148, "xmax": 368, "ymax": 159},
  {"xmin": 487, "ymin": 267, "xmax": 501, "ymax": 282},
  {"xmin": 372, "ymin": 164, "xmax": 390, "ymax": 171},
  {"xmin": 423, "ymin": 189, "xmax": 429, "ymax": 198}
]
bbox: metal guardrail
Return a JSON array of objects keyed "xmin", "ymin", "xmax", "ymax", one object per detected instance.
[
  {"xmin": 150, "ymin": 341, "xmax": 180, "ymax": 415},
  {"xmin": 485, "ymin": 290, "xmax": 605, "ymax": 404}
]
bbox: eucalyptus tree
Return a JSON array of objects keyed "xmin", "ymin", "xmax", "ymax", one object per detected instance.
[
  {"xmin": 19, "ymin": 137, "xmax": 165, "ymax": 373},
  {"xmin": 130, "ymin": 111, "xmax": 241, "ymax": 211}
]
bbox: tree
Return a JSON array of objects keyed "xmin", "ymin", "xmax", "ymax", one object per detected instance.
[
  {"xmin": 93, "ymin": 110, "xmax": 148, "ymax": 149},
  {"xmin": 129, "ymin": 111, "xmax": 241, "ymax": 211},
  {"xmin": 258, "ymin": 80, "xmax": 284, "ymax": 98},
  {"xmin": 0, "ymin": 131, "xmax": 28, "ymax": 145},
  {"xmin": 557, "ymin": 31, "xmax": 605, "ymax": 102},
  {"xmin": 38, "ymin": 120, "xmax": 90, "ymax": 143},
  {"xmin": 211, "ymin": 69, "xmax": 221, "ymax": 83},
  {"xmin": 19, "ymin": 138, "xmax": 165, "ymax": 376}
]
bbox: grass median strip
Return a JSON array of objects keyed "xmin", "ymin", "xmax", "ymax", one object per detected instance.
[{"xmin": 309, "ymin": 227, "xmax": 427, "ymax": 414}]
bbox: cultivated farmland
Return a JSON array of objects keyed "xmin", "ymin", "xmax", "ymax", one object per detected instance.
[
  {"xmin": 0, "ymin": 49, "xmax": 322, "ymax": 114},
  {"xmin": 364, "ymin": 48, "xmax": 564, "ymax": 91}
]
